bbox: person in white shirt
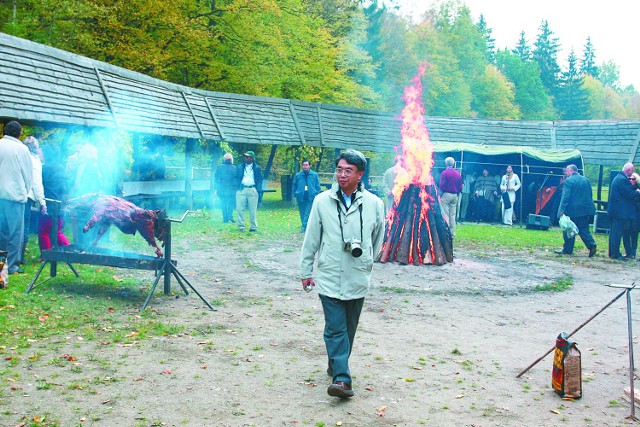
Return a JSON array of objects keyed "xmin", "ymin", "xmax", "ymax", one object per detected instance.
[
  {"xmin": 500, "ymin": 165, "xmax": 521, "ymax": 225},
  {"xmin": 0, "ymin": 121, "xmax": 33, "ymax": 275},
  {"xmin": 235, "ymin": 151, "xmax": 263, "ymax": 232}
]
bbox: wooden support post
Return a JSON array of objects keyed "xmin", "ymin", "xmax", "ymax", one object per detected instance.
[{"xmin": 185, "ymin": 139, "xmax": 196, "ymax": 210}]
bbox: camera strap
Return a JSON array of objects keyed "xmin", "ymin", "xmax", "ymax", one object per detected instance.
[{"xmin": 336, "ymin": 198, "xmax": 363, "ymax": 244}]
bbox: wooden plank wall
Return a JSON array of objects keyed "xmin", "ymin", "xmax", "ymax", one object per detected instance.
[{"xmin": 1, "ymin": 32, "xmax": 639, "ymax": 166}]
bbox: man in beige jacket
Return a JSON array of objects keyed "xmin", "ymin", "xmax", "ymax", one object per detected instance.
[{"xmin": 300, "ymin": 149, "xmax": 385, "ymax": 399}]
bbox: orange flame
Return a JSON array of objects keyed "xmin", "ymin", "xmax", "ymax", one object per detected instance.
[{"xmin": 392, "ymin": 62, "xmax": 434, "ymax": 208}]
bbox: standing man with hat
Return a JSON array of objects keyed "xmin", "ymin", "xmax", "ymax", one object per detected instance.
[{"xmin": 236, "ymin": 150, "xmax": 263, "ymax": 232}]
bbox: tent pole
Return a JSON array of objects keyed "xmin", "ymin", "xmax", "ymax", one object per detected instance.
[{"xmin": 519, "ymin": 153, "xmax": 524, "ymax": 224}]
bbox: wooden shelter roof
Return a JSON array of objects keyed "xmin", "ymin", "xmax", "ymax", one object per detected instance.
[{"xmin": 1, "ymin": 32, "xmax": 639, "ymax": 166}]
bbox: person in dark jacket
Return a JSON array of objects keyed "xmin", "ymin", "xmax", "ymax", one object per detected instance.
[
  {"xmin": 607, "ymin": 163, "xmax": 640, "ymax": 260},
  {"xmin": 214, "ymin": 153, "xmax": 237, "ymax": 224},
  {"xmin": 293, "ymin": 159, "xmax": 321, "ymax": 233},
  {"xmin": 38, "ymin": 145, "xmax": 70, "ymax": 251},
  {"xmin": 235, "ymin": 151, "xmax": 263, "ymax": 232},
  {"xmin": 555, "ymin": 164, "xmax": 597, "ymax": 257}
]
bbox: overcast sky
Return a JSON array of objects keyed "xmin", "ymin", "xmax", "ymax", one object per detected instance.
[{"xmin": 394, "ymin": 0, "xmax": 640, "ymax": 90}]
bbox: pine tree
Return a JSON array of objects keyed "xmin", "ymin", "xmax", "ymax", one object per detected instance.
[
  {"xmin": 477, "ymin": 14, "xmax": 495, "ymax": 63},
  {"xmin": 512, "ymin": 31, "xmax": 531, "ymax": 61},
  {"xmin": 532, "ymin": 20, "xmax": 561, "ymax": 96},
  {"xmin": 580, "ymin": 36, "xmax": 598, "ymax": 78},
  {"xmin": 556, "ymin": 49, "xmax": 589, "ymax": 120}
]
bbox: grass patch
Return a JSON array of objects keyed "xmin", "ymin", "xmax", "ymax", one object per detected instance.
[{"xmin": 535, "ymin": 274, "xmax": 574, "ymax": 292}]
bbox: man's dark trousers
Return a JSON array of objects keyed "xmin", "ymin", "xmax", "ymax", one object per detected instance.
[
  {"xmin": 562, "ymin": 215, "xmax": 596, "ymax": 254},
  {"xmin": 298, "ymin": 198, "xmax": 312, "ymax": 232},
  {"xmin": 609, "ymin": 218, "xmax": 633, "ymax": 258},
  {"xmin": 319, "ymin": 294, "xmax": 364, "ymax": 386}
]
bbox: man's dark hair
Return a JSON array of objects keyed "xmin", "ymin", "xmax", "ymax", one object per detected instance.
[
  {"xmin": 3, "ymin": 121, "xmax": 22, "ymax": 138},
  {"xmin": 302, "ymin": 159, "xmax": 311, "ymax": 165},
  {"xmin": 335, "ymin": 149, "xmax": 366, "ymax": 171}
]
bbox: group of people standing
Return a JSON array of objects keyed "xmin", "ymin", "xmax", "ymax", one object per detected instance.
[
  {"xmin": 607, "ymin": 162, "xmax": 640, "ymax": 260},
  {"xmin": 436, "ymin": 159, "xmax": 522, "ymax": 239},
  {"xmin": 214, "ymin": 153, "xmax": 321, "ymax": 233},
  {"xmin": 0, "ymin": 121, "xmax": 70, "ymax": 281},
  {"xmin": 213, "ymin": 151, "xmax": 264, "ymax": 232}
]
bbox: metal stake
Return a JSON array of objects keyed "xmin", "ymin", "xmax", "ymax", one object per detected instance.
[{"xmin": 609, "ymin": 283, "xmax": 637, "ymax": 420}]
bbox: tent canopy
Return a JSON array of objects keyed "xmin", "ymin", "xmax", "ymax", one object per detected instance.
[{"xmin": 432, "ymin": 142, "xmax": 583, "ymax": 168}]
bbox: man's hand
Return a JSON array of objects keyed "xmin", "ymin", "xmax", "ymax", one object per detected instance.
[
  {"xmin": 301, "ymin": 278, "xmax": 315, "ymax": 293},
  {"xmin": 41, "ymin": 204, "xmax": 47, "ymax": 215}
]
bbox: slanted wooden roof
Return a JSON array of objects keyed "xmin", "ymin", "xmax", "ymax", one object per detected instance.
[{"xmin": 1, "ymin": 32, "xmax": 639, "ymax": 166}]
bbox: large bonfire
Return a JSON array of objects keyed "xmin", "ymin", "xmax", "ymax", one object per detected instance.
[{"xmin": 379, "ymin": 63, "xmax": 453, "ymax": 266}]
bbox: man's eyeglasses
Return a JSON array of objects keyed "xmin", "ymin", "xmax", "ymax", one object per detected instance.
[
  {"xmin": 335, "ymin": 167, "xmax": 357, "ymax": 177},
  {"xmin": 631, "ymin": 178, "xmax": 637, "ymax": 181}
]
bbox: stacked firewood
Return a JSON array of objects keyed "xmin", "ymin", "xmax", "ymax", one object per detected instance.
[{"xmin": 380, "ymin": 185, "xmax": 453, "ymax": 266}]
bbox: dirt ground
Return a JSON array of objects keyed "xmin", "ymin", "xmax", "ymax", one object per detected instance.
[{"xmin": 3, "ymin": 226, "xmax": 640, "ymax": 427}]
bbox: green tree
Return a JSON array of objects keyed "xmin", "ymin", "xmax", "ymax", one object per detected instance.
[
  {"xmin": 361, "ymin": 2, "xmax": 415, "ymax": 112},
  {"xmin": 582, "ymin": 75, "xmax": 626, "ymax": 119},
  {"xmin": 580, "ymin": 36, "xmax": 598, "ymax": 78},
  {"xmin": 512, "ymin": 31, "xmax": 531, "ymax": 61},
  {"xmin": 621, "ymin": 85, "xmax": 640, "ymax": 118},
  {"xmin": 532, "ymin": 19, "xmax": 561, "ymax": 96},
  {"xmin": 410, "ymin": 18, "xmax": 472, "ymax": 117},
  {"xmin": 474, "ymin": 65, "xmax": 520, "ymax": 119},
  {"xmin": 496, "ymin": 49, "xmax": 554, "ymax": 120},
  {"xmin": 556, "ymin": 49, "xmax": 589, "ymax": 120},
  {"xmin": 598, "ymin": 60, "xmax": 621, "ymax": 91}
]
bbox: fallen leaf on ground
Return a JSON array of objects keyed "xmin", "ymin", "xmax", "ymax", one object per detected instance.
[{"xmin": 162, "ymin": 369, "xmax": 172, "ymax": 375}]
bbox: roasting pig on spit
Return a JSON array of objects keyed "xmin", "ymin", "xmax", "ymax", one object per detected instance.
[{"xmin": 67, "ymin": 194, "xmax": 167, "ymax": 257}]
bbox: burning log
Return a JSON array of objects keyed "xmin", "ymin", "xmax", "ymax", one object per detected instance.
[
  {"xmin": 380, "ymin": 185, "xmax": 452, "ymax": 266},
  {"xmin": 66, "ymin": 194, "xmax": 167, "ymax": 257}
]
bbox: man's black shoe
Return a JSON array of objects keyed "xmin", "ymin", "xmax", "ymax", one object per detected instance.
[
  {"xmin": 554, "ymin": 250, "xmax": 569, "ymax": 255},
  {"xmin": 588, "ymin": 246, "xmax": 597, "ymax": 258},
  {"xmin": 327, "ymin": 381, "xmax": 354, "ymax": 398}
]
